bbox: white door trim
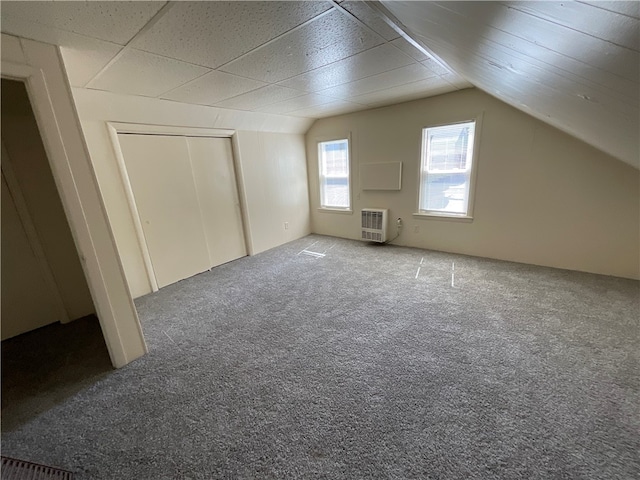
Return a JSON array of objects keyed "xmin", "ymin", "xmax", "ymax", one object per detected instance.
[
  {"xmin": 106, "ymin": 122, "xmax": 251, "ymax": 291},
  {"xmin": 2, "ymin": 55, "xmax": 147, "ymax": 367}
]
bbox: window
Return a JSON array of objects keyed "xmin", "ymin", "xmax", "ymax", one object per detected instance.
[
  {"xmin": 318, "ymin": 139, "xmax": 350, "ymax": 210},
  {"xmin": 418, "ymin": 121, "xmax": 476, "ymax": 216}
]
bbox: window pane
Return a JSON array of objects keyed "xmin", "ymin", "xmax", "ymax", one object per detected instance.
[
  {"xmin": 421, "ymin": 172, "xmax": 470, "ymax": 214},
  {"xmin": 319, "ymin": 139, "xmax": 350, "ymax": 209},
  {"xmin": 420, "ymin": 121, "xmax": 475, "ymax": 215}
]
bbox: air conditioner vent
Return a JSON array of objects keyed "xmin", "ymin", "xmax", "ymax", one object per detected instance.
[{"xmin": 361, "ymin": 208, "xmax": 388, "ymax": 243}]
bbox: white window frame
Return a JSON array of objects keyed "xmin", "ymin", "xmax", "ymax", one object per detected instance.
[
  {"xmin": 416, "ymin": 116, "xmax": 481, "ymax": 220},
  {"xmin": 318, "ymin": 137, "xmax": 352, "ymax": 212}
]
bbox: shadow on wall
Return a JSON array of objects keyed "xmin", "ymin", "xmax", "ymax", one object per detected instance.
[{"xmin": 1, "ymin": 316, "xmax": 113, "ymax": 432}]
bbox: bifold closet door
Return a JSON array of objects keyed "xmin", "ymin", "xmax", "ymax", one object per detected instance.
[
  {"xmin": 118, "ymin": 134, "xmax": 210, "ymax": 289},
  {"xmin": 187, "ymin": 137, "xmax": 246, "ymax": 267}
]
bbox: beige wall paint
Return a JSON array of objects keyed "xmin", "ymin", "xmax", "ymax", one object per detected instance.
[
  {"xmin": 234, "ymin": 131, "xmax": 310, "ymax": 256},
  {"xmin": 306, "ymin": 89, "xmax": 639, "ymax": 279},
  {"xmin": 72, "ymin": 89, "xmax": 311, "ymax": 297},
  {"xmin": 2, "ymin": 79, "xmax": 94, "ymax": 321},
  {"xmin": 2, "ymin": 35, "xmax": 147, "ymax": 367}
]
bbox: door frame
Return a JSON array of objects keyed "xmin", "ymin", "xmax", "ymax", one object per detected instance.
[
  {"xmin": 2, "ymin": 44, "xmax": 147, "ymax": 368},
  {"xmin": 106, "ymin": 122, "xmax": 251, "ymax": 293}
]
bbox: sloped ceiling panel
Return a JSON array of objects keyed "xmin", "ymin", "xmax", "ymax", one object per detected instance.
[{"xmin": 377, "ymin": 1, "xmax": 640, "ymax": 168}]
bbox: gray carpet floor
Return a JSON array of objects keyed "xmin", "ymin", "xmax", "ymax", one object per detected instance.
[{"xmin": 2, "ymin": 234, "xmax": 639, "ymax": 479}]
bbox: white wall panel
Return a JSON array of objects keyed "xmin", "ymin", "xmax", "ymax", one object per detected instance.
[
  {"xmin": 306, "ymin": 89, "xmax": 639, "ymax": 279},
  {"xmin": 234, "ymin": 131, "xmax": 311, "ymax": 255}
]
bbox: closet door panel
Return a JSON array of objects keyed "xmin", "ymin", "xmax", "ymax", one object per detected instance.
[
  {"xmin": 188, "ymin": 137, "xmax": 246, "ymax": 267},
  {"xmin": 118, "ymin": 134, "xmax": 210, "ymax": 288}
]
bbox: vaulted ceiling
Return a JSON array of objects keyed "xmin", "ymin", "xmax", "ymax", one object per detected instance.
[{"xmin": 1, "ymin": 1, "xmax": 638, "ymax": 168}]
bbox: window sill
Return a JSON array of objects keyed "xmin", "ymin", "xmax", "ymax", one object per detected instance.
[
  {"xmin": 318, "ymin": 207, "xmax": 353, "ymax": 215},
  {"xmin": 413, "ymin": 212, "xmax": 474, "ymax": 222}
]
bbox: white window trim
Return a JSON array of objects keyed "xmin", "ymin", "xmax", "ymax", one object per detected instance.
[
  {"xmin": 317, "ymin": 135, "xmax": 353, "ymax": 213},
  {"xmin": 415, "ymin": 114, "xmax": 483, "ymax": 220}
]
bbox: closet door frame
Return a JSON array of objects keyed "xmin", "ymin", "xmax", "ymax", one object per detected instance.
[{"xmin": 106, "ymin": 122, "xmax": 250, "ymax": 293}]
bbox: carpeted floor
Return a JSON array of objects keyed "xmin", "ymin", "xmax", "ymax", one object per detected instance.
[{"xmin": 2, "ymin": 234, "xmax": 639, "ymax": 479}]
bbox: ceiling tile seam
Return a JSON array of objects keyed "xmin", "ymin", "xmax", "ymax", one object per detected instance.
[
  {"xmin": 312, "ymin": 62, "xmax": 436, "ymax": 97},
  {"xmin": 210, "ymin": 90, "xmax": 309, "ymax": 111},
  {"xmin": 349, "ymin": 77, "xmax": 448, "ymax": 102},
  {"xmin": 77, "ymin": 88, "xmax": 306, "ymax": 121},
  {"xmin": 270, "ymin": 44, "xmax": 419, "ymax": 90},
  {"xmin": 0, "ymin": 15, "xmax": 129, "ymax": 48},
  {"xmin": 213, "ymin": 7, "xmax": 337, "ymax": 72},
  {"xmin": 265, "ymin": 96, "xmax": 356, "ymax": 115},
  {"xmin": 153, "ymin": 68, "xmax": 216, "ymax": 99},
  {"xmin": 365, "ymin": 2, "xmax": 455, "ymax": 75},
  {"xmin": 287, "ymin": 106, "xmax": 360, "ymax": 118},
  {"xmin": 415, "ymin": 5, "xmax": 639, "ymax": 101},
  {"xmin": 328, "ymin": 0, "xmax": 391, "ymax": 43},
  {"xmin": 503, "ymin": 3, "xmax": 640, "ymax": 53},
  {"xmin": 575, "ymin": 0, "xmax": 640, "ymax": 20},
  {"xmin": 85, "ymin": 1, "xmax": 175, "ymax": 89},
  {"xmin": 438, "ymin": 75, "xmax": 466, "ymax": 92}
]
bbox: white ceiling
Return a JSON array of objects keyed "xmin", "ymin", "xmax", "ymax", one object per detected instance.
[
  {"xmin": 1, "ymin": 1, "xmax": 637, "ymax": 167},
  {"xmin": 0, "ymin": 0, "xmax": 469, "ymax": 120},
  {"xmin": 376, "ymin": 1, "xmax": 639, "ymax": 168}
]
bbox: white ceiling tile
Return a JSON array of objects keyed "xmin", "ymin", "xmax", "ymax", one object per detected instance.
[
  {"xmin": 364, "ymin": 84, "xmax": 457, "ymax": 108},
  {"xmin": 162, "ymin": 70, "xmax": 266, "ymax": 106},
  {"xmin": 339, "ymin": 1, "xmax": 400, "ymax": 40},
  {"xmin": 439, "ymin": 73, "xmax": 474, "ymax": 90},
  {"xmin": 288, "ymin": 100, "xmax": 366, "ymax": 118},
  {"xmin": 421, "ymin": 58, "xmax": 452, "ymax": 76},
  {"xmin": 132, "ymin": 1, "xmax": 331, "ymax": 68},
  {"xmin": 60, "ymin": 40, "xmax": 122, "ymax": 87},
  {"xmin": 351, "ymin": 76, "xmax": 456, "ymax": 105},
  {"xmin": 221, "ymin": 9, "xmax": 384, "ymax": 83},
  {"xmin": 88, "ymin": 49, "xmax": 210, "ymax": 98},
  {"xmin": 318, "ymin": 63, "xmax": 436, "ymax": 99},
  {"xmin": 0, "ymin": 1, "xmax": 164, "ymax": 45},
  {"xmin": 214, "ymin": 85, "xmax": 305, "ymax": 111},
  {"xmin": 256, "ymin": 94, "xmax": 340, "ymax": 115},
  {"xmin": 390, "ymin": 38, "xmax": 429, "ymax": 62},
  {"xmin": 277, "ymin": 43, "xmax": 415, "ymax": 92}
]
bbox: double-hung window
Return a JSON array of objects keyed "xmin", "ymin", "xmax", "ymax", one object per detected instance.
[
  {"xmin": 418, "ymin": 121, "xmax": 477, "ymax": 216},
  {"xmin": 318, "ymin": 139, "xmax": 350, "ymax": 210}
]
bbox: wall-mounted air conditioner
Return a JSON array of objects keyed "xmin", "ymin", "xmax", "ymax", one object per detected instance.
[{"xmin": 361, "ymin": 208, "xmax": 388, "ymax": 243}]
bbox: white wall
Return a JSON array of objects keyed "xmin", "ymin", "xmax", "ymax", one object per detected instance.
[
  {"xmin": 1, "ymin": 34, "xmax": 147, "ymax": 367},
  {"xmin": 72, "ymin": 89, "xmax": 311, "ymax": 298},
  {"xmin": 306, "ymin": 88, "xmax": 639, "ymax": 280},
  {"xmin": 234, "ymin": 131, "xmax": 310, "ymax": 255}
]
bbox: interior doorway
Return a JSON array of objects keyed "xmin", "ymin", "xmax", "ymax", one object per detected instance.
[{"xmin": 1, "ymin": 78, "xmax": 96, "ymax": 340}]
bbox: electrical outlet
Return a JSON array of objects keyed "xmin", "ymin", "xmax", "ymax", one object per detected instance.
[
  {"xmin": 284, "ymin": 222, "xmax": 289, "ymax": 230},
  {"xmin": 413, "ymin": 225, "xmax": 419, "ymax": 234}
]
